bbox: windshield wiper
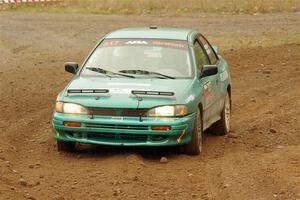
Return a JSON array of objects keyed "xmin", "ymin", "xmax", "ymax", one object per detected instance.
[
  {"xmin": 86, "ymin": 67, "xmax": 135, "ymax": 78},
  {"xmin": 119, "ymin": 69, "xmax": 175, "ymax": 79}
]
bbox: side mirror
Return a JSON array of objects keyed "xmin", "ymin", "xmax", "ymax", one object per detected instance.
[
  {"xmin": 212, "ymin": 45, "xmax": 219, "ymax": 54},
  {"xmin": 65, "ymin": 62, "xmax": 78, "ymax": 74},
  {"xmin": 201, "ymin": 65, "xmax": 218, "ymax": 78}
]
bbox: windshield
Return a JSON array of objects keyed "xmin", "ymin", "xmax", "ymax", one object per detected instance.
[{"xmin": 81, "ymin": 39, "xmax": 193, "ymax": 79}]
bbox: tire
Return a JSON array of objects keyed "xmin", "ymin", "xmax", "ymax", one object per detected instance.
[
  {"xmin": 57, "ymin": 140, "xmax": 76, "ymax": 152},
  {"xmin": 184, "ymin": 108, "xmax": 203, "ymax": 155},
  {"xmin": 211, "ymin": 92, "xmax": 231, "ymax": 135}
]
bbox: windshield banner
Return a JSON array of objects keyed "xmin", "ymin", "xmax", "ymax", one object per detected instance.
[{"xmin": 101, "ymin": 39, "xmax": 188, "ymax": 49}]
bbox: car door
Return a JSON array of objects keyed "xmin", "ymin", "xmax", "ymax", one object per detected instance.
[
  {"xmin": 193, "ymin": 38, "xmax": 215, "ymax": 126},
  {"xmin": 198, "ymin": 35, "xmax": 222, "ymax": 125}
]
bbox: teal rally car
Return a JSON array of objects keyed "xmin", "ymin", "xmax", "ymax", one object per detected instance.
[{"xmin": 52, "ymin": 27, "xmax": 231, "ymax": 155}]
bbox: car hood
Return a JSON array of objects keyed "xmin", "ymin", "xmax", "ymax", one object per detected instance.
[{"xmin": 61, "ymin": 76, "xmax": 196, "ymax": 109}]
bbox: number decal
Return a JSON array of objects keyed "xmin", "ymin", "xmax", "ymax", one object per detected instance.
[{"xmin": 203, "ymin": 81, "xmax": 213, "ymax": 105}]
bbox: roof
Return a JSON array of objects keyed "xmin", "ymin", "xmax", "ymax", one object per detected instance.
[{"xmin": 105, "ymin": 27, "xmax": 196, "ymax": 41}]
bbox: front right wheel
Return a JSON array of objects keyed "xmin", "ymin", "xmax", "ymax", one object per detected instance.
[{"xmin": 184, "ymin": 108, "xmax": 203, "ymax": 155}]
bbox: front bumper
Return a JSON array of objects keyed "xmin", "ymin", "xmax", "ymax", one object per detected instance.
[{"xmin": 52, "ymin": 112, "xmax": 195, "ymax": 146}]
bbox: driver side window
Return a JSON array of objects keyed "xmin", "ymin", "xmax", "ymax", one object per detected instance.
[
  {"xmin": 193, "ymin": 40, "xmax": 209, "ymax": 71},
  {"xmin": 199, "ymin": 35, "xmax": 218, "ymax": 65}
]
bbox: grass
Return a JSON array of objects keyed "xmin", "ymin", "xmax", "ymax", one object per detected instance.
[{"xmin": 0, "ymin": 0, "xmax": 299, "ymax": 14}]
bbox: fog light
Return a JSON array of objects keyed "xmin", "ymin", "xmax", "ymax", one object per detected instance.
[
  {"xmin": 151, "ymin": 126, "xmax": 171, "ymax": 131},
  {"xmin": 63, "ymin": 121, "xmax": 81, "ymax": 127}
]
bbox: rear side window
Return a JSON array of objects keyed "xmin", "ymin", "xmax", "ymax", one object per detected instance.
[
  {"xmin": 199, "ymin": 36, "xmax": 218, "ymax": 65},
  {"xmin": 193, "ymin": 41, "xmax": 209, "ymax": 70}
]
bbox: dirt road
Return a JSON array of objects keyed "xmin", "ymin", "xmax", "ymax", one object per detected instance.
[{"xmin": 0, "ymin": 12, "xmax": 299, "ymax": 200}]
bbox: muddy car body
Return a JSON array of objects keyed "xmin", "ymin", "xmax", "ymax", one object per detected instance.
[{"xmin": 52, "ymin": 27, "xmax": 231, "ymax": 155}]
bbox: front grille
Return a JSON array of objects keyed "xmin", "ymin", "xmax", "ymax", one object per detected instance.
[
  {"xmin": 87, "ymin": 107, "xmax": 147, "ymax": 117},
  {"xmin": 86, "ymin": 123, "xmax": 149, "ymax": 130},
  {"xmin": 88, "ymin": 132, "xmax": 115, "ymax": 141},
  {"xmin": 67, "ymin": 132, "xmax": 168, "ymax": 143},
  {"xmin": 88, "ymin": 132, "xmax": 148, "ymax": 143}
]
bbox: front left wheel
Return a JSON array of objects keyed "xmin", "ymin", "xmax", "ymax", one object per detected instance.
[{"xmin": 184, "ymin": 108, "xmax": 203, "ymax": 155}]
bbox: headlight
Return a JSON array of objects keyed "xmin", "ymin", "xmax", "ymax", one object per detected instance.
[
  {"xmin": 55, "ymin": 102, "xmax": 89, "ymax": 115},
  {"xmin": 146, "ymin": 105, "xmax": 188, "ymax": 117}
]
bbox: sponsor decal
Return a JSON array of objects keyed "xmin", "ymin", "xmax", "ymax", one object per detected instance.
[
  {"xmin": 203, "ymin": 81, "xmax": 212, "ymax": 95},
  {"xmin": 152, "ymin": 40, "xmax": 187, "ymax": 49},
  {"xmin": 185, "ymin": 94, "xmax": 195, "ymax": 103},
  {"xmin": 203, "ymin": 81, "xmax": 213, "ymax": 105},
  {"xmin": 220, "ymin": 71, "xmax": 228, "ymax": 82},
  {"xmin": 110, "ymin": 88, "xmax": 131, "ymax": 94},
  {"xmin": 102, "ymin": 40, "xmax": 120, "ymax": 47},
  {"xmin": 126, "ymin": 40, "xmax": 148, "ymax": 45},
  {"xmin": 111, "ymin": 116, "xmax": 124, "ymax": 121}
]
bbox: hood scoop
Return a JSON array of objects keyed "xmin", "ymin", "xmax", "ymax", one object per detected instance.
[
  {"xmin": 67, "ymin": 89, "xmax": 109, "ymax": 96},
  {"xmin": 132, "ymin": 90, "xmax": 175, "ymax": 98}
]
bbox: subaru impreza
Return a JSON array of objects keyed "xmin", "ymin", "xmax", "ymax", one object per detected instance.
[{"xmin": 52, "ymin": 27, "xmax": 231, "ymax": 155}]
